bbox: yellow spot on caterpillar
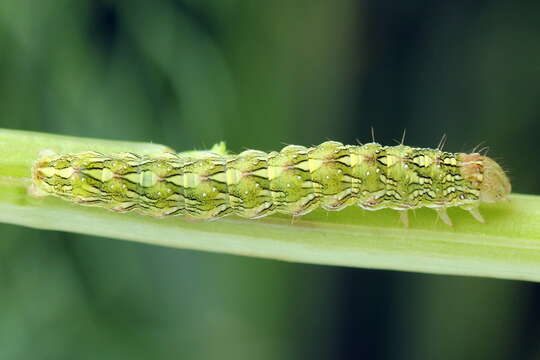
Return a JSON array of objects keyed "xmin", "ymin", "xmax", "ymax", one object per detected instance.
[
  {"xmin": 267, "ymin": 166, "xmax": 284, "ymax": 180},
  {"xmin": 210, "ymin": 172, "xmax": 227, "ymax": 183},
  {"xmin": 82, "ymin": 169, "xmax": 103, "ymax": 181},
  {"xmin": 386, "ymin": 155, "xmax": 402, "ymax": 168},
  {"xmin": 349, "ymin": 154, "xmax": 361, "ymax": 167},
  {"xmin": 294, "ymin": 160, "xmax": 310, "ymax": 172},
  {"xmin": 226, "ymin": 168, "xmax": 242, "ymax": 184},
  {"xmin": 124, "ymin": 173, "xmax": 140, "ymax": 184},
  {"xmin": 141, "ymin": 171, "xmax": 158, "ymax": 187},
  {"xmin": 443, "ymin": 157, "xmax": 457, "ymax": 166},
  {"xmin": 251, "ymin": 168, "xmax": 268, "ymax": 178},
  {"xmin": 58, "ymin": 167, "xmax": 75, "ymax": 179},
  {"xmin": 101, "ymin": 168, "xmax": 113, "ymax": 182},
  {"xmin": 308, "ymin": 158, "xmax": 324, "ymax": 173},
  {"xmin": 183, "ymin": 173, "xmax": 199, "ymax": 188},
  {"xmin": 38, "ymin": 167, "xmax": 56, "ymax": 177}
]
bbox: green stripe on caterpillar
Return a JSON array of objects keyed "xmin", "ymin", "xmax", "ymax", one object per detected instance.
[{"xmin": 30, "ymin": 141, "xmax": 511, "ymax": 226}]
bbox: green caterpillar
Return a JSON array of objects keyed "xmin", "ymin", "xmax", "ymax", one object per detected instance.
[{"xmin": 30, "ymin": 141, "xmax": 511, "ymax": 226}]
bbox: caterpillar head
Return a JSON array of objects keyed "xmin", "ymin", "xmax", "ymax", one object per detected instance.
[
  {"xmin": 460, "ymin": 153, "xmax": 511, "ymax": 203},
  {"xmin": 480, "ymin": 156, "xmax": 511, "ymax": 202}
]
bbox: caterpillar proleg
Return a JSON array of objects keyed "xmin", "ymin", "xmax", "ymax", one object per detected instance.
[{"xmin": 30, "ymin": 141, "xmax": 511, "ymax": 226}]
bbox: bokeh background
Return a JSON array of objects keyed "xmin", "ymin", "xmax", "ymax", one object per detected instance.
[{"xmin": 1, "ymin": 1, "xmax": 540, "ymax": 359}]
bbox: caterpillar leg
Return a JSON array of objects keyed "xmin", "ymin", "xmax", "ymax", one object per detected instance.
[
  {"xmin": 399, "ymin": 210, "xmax": 409, "ymax": 228},
  {"xmin": 462, "ymin": 205, "xmax": 485, "ymax": 223},
  {"xmin": 435, "ymin": 208, "xmax": 453, "ymax": 226}
]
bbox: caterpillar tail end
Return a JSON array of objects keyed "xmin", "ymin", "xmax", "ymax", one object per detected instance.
[{"xmin": 29, "ymin": 149, "xmax": 58, "ymax": 198}]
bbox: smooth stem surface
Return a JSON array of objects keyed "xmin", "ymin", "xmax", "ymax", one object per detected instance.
[{"xmin": 1, "ymin": 129, "xmax": 539, "ymax": 282}]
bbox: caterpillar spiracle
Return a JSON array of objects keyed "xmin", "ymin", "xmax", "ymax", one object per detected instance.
[{"xmin": 30, "ymin": 141, "xmax": 511, "ymax": 226}]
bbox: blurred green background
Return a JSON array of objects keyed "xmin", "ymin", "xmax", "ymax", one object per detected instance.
[{"xmin": 1, "ymin": 1, "xmax": 540, "ymax": 359}]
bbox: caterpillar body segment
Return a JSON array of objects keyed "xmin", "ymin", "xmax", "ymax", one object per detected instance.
[{"xmin": 31, "ymin": 141, "xmax": 511, "ymax": 226}]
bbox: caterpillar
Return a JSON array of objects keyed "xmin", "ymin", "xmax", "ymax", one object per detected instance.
[{"xmin": 30, "ymin": 141, "xmax": 511, "ymax": 226}]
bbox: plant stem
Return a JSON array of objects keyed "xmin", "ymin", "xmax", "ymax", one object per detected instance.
[{"xmin": 1, "ymin": 129, "xmax": 539, "ymax": 282}]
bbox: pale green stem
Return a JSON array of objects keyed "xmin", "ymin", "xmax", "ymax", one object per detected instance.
[{"xmin": 1, "ymin": 129, "xmax": 539, "ymax": 282}]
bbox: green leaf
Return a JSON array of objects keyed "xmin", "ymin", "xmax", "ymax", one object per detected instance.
[{"xmin": 1, "ymin": 129, "xmax": 539, "ymax": 282}]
